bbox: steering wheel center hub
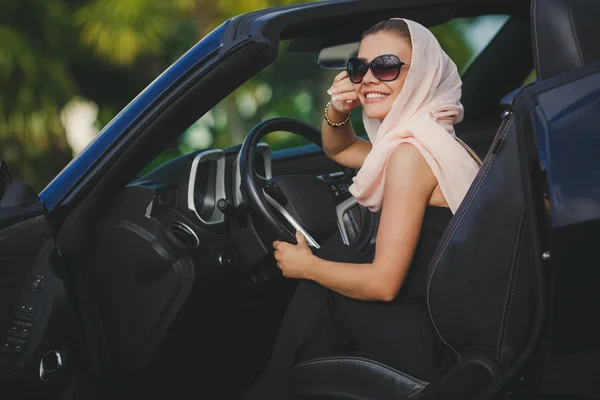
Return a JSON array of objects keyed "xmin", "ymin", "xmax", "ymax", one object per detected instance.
[{"xmin": 269, "ymin": 175, "xmax": 338, "ymax": 242}]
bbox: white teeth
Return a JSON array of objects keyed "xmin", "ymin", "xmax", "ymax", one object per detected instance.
[{"xmin": 365, "ymin": 93, "xmax": 388, "ymax": 99}]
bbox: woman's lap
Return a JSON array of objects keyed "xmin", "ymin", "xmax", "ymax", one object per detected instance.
[
  {"xmin": 242, "ymin": 240, "xmax": 453, "ymax": 399},
  {"xmin": 304, "ymin": 238, "xmax": 452, "ymax": 380},
  {"xmin": 325, "ymin": 287, "xmax": 446, "ymax": 380}
]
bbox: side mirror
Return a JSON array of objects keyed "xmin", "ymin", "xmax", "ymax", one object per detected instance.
[
  {"xmin": 0, "ymin": 161, "xmax": 12, "ymax": 200},
  {"xmin": 317, "ymin": 42, "xmax": 359, "ymax": 70}
]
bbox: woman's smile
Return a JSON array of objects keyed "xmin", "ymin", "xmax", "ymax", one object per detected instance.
[{"xmin": 362, "ymin": 91, "xmax": 391, "ymax": 103}]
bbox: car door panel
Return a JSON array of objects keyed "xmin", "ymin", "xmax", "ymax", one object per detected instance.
[
  {"xmin": 515, "ymin": 59, "xmax": 600, "ymax": 399},
  {"xmin": 0, "ymin": 179, "xmax": 80, "ymax": 397}
]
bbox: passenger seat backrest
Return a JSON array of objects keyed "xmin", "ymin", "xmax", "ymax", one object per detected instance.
[
  {"xmin": 532, "ymin": 0, "xmax": 600, "ymax": 81},
  {"xmin": 427, "ymin": 113, "xmax": 536, "ymax": 369}
]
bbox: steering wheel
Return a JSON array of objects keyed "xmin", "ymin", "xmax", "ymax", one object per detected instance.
[
  {"xmin": 239, "ymin": 118, "xmax": 332, "ymax": 247},
  {"xmin": 239, "ymin": 117, "xmax": 376, "ymax": 251}
]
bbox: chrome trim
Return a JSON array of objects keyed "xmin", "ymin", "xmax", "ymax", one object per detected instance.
[
  {"xmin": 187, "ymin": 149, "xmax": 226, "ymax": 225},
  {"xmin": 39, "ymin": 350, "xmax": 63, "ymax": 381},
  {"xmin": 318, "ymin": 171, "xmax": 345, "ymax": 180},
  {"xmin": 171, "ymin": 221, "xmax": 200, "ymax": 249},
  {"xmin": 264, "ymin": 192, "xmax": 320, "ymax": 249},
  {"xmin": 145, "ymin": 200, "xmax": 153, "ymax": 218},
  {"xmin": 233, "ymin": 143, "xmax": 272, "ymax": 207},
  {"xmin": 336, "ymin": 196, "xmax": 359, "ymax": 245},
  {"xmin": 261, "ymin": 143, "xmax": 273, "ymax": 179}
]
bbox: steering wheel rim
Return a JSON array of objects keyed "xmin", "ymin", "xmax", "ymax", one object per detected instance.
[{"xmin": 239, "ymin": 117, "xmax": 323, "ymax": 244}]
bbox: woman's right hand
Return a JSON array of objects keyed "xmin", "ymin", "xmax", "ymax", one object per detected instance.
[{"xmin": 327, "ymin": 71, "xmax": 361, "ymax": 114}]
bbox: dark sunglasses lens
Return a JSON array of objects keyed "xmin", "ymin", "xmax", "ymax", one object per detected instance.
[
  {"xmin": 373, "ymin": 62, "xmax": 400, "ymax": 81},
  {"xmin": 372, "ymin": 55, "xmax": 401, "ymax": 81},
  {"xmin": 347, "ymin": 59, "xmax": 367, "ymax": 83}
]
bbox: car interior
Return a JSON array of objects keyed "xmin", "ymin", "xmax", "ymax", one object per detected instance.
[
  {"xmin": 86, "ymin": 2, "xmax": 537, "ymax": 398},
  {"xmin": 2, "ymin": 0, "xmax": 599, "ymax": 399}
]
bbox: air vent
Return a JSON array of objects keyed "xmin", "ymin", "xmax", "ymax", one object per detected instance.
[{"xmin": 169, "ymin": 221, "xmax": 200, "ymax": 250}]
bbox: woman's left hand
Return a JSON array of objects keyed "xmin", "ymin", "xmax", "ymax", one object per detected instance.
[{"xmin": 273, "ymin": 231, "xmax": 316, "ymax": 279}]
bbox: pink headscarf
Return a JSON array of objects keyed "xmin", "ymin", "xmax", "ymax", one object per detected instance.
[{"xmin": 348, "ymin": 18, "xmax": 480, "ymax": 214}]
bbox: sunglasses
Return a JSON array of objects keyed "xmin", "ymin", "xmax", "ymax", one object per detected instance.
[{"xmin": 346, "ymin": 54, "xmax": 410, "ymax": 84}]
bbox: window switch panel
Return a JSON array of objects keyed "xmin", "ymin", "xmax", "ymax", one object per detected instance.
[
  {"xmin": 16, "ymin": 304, "xmax": 37, "ymax": 314},
  {"xmin": 9, "ymin": 318, "xmax": 33, "ymax": 337},
  {"xmin": 2, "ymin": 334, "xmax": 26, "ymax": 352}
]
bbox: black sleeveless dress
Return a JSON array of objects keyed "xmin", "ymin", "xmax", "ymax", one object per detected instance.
[{"xmin": 241, "ymin": 206, "xmax": 456, "ymax": 400}]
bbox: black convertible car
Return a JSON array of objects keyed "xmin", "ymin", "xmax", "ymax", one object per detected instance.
[{"xmin": 1, "ymin": 0, "xmax": 600, "ymax": 399}]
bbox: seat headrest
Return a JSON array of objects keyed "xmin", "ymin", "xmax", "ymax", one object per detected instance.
[{"xmin": 532, "ymin": 0, "xmax": 600, "ymax": 80}]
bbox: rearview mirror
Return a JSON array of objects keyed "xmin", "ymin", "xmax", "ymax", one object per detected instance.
[
  {"xmin": 317, "ymin": 42, "xmax": 359, "ymax": 70},
  {"xmin": 0, "ymin": 161, "xmax": 12, "ymax": 200}
]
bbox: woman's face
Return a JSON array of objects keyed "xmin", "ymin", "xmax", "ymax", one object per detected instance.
[{"xmin": 354, "ymin": 32, "xmax": 412, "ymax": 121}]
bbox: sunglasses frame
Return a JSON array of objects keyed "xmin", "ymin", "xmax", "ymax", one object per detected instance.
[{"xmin": 346, "ymin": 54, "xmax": 410, "ymax": 84}]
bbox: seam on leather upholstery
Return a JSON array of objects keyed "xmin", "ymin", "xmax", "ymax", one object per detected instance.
[
  {"xmin": 533, "ymin": 0, "xmax": 542, "ymax": 79},
  {"xmin": 496, "ymin": 205, "xmax": 526, "ymax": 362},
  {"xmin": 427, "ymin": 117, "xmax": 515, "ymax": 362},
  {"xmin": 294, "ymin": 357, "xmax": 427, "ymax": 387},
  {"xmin": 499, "ymin": 210, "xmax": 527, "ymax": 364},
  {"xmin": 569, "ymin": 5, "xmax": 584, "ymax": 65}
]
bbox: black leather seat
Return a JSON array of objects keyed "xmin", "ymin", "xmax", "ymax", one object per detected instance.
[
  {"xmin": 289, "ymin": 0, "xmax": 600, "ymax": 398},
  {"xmin": 291, "ymin": 98, "xmax": 534, "ymax": 400},
  {"xmin": 531, "ymin": 0, "xmax": 600, "ymax": 81}
]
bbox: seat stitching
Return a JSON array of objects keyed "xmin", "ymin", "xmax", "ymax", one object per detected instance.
[
  {"xmin": 496, "ymin": 205, "xmax": 526, "ymax": 361},
  {"xmin": 495, "ymin": 205, "xmax": 524, "ymax": 360},
  {"xmin": 533, "ymin": 0, "xmax": 542, "ymax": 80},
  {"xmin": 427, "ymin": 119, "xmax": 511, "ymax": 360},
  {"xmin": 499, "ymin": 227, "xmax": 525, "ymax": 364},
  {"xmin": 429, "ymin": 118, "xmax": 514, "ymax": 283},
  {"xmin": 294, "ymin": 357, "xmax": 427, "ymax": 387},
  {"xmin": 499, "ymin": 212, "xmax": 527, "ymax": 364},
  {"xmin": 427, "ymin": 117, "xmax": 514, "ymax": 361},
  {"xmin": 569, "ymin": 5, "xmax": 584, "ymax": 65}
]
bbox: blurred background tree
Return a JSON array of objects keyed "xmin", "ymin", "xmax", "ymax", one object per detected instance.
[{"xmin": 0, "ymin": 0, "xmax": 506, "ymax": 191}]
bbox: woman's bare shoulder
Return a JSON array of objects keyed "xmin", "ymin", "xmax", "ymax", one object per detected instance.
[
  {"xmin": 388, "ymin": 143, "xmax": 432, "ymax": 175},
  {"xmin": 385, "ymin": 143, "xmax": 437, "ymax": 195}
]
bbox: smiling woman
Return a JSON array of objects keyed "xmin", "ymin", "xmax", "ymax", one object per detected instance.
[{"xmin": 241, "ymin": 17, "xmax": 482, "ymax": 400}]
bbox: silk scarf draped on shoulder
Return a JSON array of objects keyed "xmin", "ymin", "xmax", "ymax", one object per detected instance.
[{"xmin": 348, "ymin": 18, "xmax": 480, "ymax": 214}]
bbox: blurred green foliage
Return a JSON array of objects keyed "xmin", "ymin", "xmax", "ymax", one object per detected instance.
[
  {"xmin": 0, "ymin": 0, "xmax": 505, "ymax": 191},
  {"xmin": 0, "ymin": 0, "xmax": 319, "ymax": 190}
]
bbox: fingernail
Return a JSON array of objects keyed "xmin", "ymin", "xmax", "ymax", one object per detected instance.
[{"xmin": 327, "ymin": 89, "xmax": 333, "ymax": 95}]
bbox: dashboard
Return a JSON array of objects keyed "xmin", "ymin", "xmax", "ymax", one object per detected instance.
[{"xmin": 104, "ymin": 143, "xmax": 365, "ymax": 278}]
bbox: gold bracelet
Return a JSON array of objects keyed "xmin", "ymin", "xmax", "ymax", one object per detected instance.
[{"xmin": 324, "ymin": 101, "xmax": 350, "ymax": 128}]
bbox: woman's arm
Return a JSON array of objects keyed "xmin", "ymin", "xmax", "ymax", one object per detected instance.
[
  {"xmin": 321, "ymin": 72, "xmax": 372, "ymax": 169},
  {"xmin": 303, "ymin": 143, "xmax": 438, "ymax": 301},
  {"xmin": 321, "ymin": 105, "xmax": 372, "ymax": 170}
]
